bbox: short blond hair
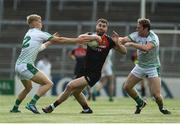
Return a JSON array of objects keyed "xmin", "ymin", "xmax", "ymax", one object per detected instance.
[{"xmin": 26, "ymin": 14, "xmax": 41, "ymax": 25}]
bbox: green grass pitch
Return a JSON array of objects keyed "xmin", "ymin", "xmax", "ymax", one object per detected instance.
[{"xmin": 0, "ymin": 95, "xmax": 180, "ymax": 123}]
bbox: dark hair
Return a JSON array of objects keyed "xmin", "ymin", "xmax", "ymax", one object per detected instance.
[
  {"xmin": 137, "ymin": 18, "xmax": 151, "ymax": 31},
  {"xmin": 96, "ymin": 18, "xmax": 109, "ymax": 26}
]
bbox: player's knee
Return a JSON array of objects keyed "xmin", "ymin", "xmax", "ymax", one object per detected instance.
[
  {"xmin": 73, "ymin": 92, "xmax": 78, "ymax": 97},
  {"xmin": 123, "ymin": 83, "xmax": 129, "ymax": 91},
  {"xmin": 66, "ymin": 83, "xmax": 74, "ymax": 91},
  {"xmin": 48, "ymin": 81, "xmax": 54, "ymax": 88},
  {"xmin": 25, "ymin": 86, "xmax": 32, "ymax": 92}
]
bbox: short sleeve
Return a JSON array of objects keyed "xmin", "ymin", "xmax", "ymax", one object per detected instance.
[
  {"xmin": 128, "ymin": 32, "xmax": 138, "ymax": 42},
  {"xmin": 40, "ymin": 31, "xmax": 53, "ymax": 42},
  {"xmin": 148, "ymin": 33, "xmax": 158, "ymax": 47}
]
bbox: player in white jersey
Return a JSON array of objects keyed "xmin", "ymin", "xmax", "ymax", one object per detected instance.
[
  {"xmin": 117, "ymin": 18, "xmax": 171, "ymax": 114},
  {"xmin": 10, "ymin": 14, "xmax": 101, "ymax": 114}
]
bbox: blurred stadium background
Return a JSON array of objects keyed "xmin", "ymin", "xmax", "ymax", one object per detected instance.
[{"xmin": 0, "ymin": 0, "xmax": 180, "ymax": 99}]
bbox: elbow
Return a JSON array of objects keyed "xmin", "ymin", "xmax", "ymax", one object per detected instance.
[
  {"xmin": 118, "ymin": 48, "xmax": 127, "ymax": 55},
  {"xmin": 142, "ymin": 47, "xmax": 151, "ymax": 52},
  {"xmin": 122, "ymin": 49, "xmax": 127, "ymax": 55},
  {"xmin": 121, "ymin": 46, "xmax": 127, "ymax": 54}
]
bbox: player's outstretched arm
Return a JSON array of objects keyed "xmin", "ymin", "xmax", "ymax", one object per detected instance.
[
  {"xmin": 124, "ymin": 42, "xmax": 154, "ymax": 52},
  {"xmin": 114, "ymin": 41, "xmax": 127, "ymax": 55},
  {"xmin": 50, "ymin": 36, "xmax": 83, "ymax": 44},
  {"xmin": 112, "ymin": 31, "xmax": 131, "ymax": 44},
  {"xmin": 78, "ymin": 34, "xmax": 102, "ymax": 43},
  {"xmin": 112, "ymin": 31, "xmax": 127, "ymax": 54}
]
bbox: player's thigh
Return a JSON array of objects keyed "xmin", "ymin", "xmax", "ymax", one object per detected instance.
[
  {"xmin": 124, "ymin": 73, "xmax": 142, "ymax": 89},
  {"xmin": 140, "ymin": 79, "xmax": 145, "ymax": 87},
  {"xmin": 31, "ymin": 70, "xmax": 52, "ymax": 85},
  {"xmin": 107, "ymin": 75, "xmax": 114, "ymax": 83},
  {"xmin": 148, "ymin": 77, "xmax": 161, "ymax": 95},
  {"xmin": 99, "ymin": 76, "xmax": 108, "ymax": 85},
  {"xmin": 21, "ymin": 80, "xmax": 32, "ymax": 90},
  {"xmin": 68, "ymin": 76, "xmax": 88, "ymax": 89}
]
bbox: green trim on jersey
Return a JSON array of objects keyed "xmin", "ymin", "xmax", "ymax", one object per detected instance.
[
  {"xmin": 128, "ymin": 35, "xmax": 133, "ymax": 41},
  {"xmin": 27, "ymin": 64, "xmax": 38, "ymax": 75},
  {"xmin": 47, "ymin": 36, "xmax": 53, "ymax": 41},
  {"xmin": 150, "ymin": 40, "xmax": 156, "ymax": 47}
]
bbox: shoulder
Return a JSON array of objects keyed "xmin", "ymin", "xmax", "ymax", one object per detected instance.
[
  {"xmin": 128, "ymin": 32, "xmax": 138, "ymax": 38},
  {"xmin": 149, "ymin": 30, "xmax": 158, "ymax": 38},
  {"xmin": 148, "ymin": 30, "xmax": 159, "ymax": 46},
  {"xmin": 148, "ymin": 31, "xmax": 159, "ymax": 42}
]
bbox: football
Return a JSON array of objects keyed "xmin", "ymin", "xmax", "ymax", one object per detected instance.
[
  {"xmin": 87, "ymin": 40, "xmax": 99, "ymax": 48},
  {"xmin": 87, "ymin": 34, "xmax": 100, "ymax": 48}
]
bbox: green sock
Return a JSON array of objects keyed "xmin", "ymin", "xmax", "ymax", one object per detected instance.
[
  {"xmin": 155, "ymin": 98, "xmax": 163, "ymax": 110},
  {"xmin": 134, "ymin": 96, "xmax": 143, "ymax": 106},
  {"xmin": 12, "ymin": 99, "xmax": 21, "ymax": 110},
  {"xmin": 93, "ymin": 88, "xmax": 98, "ymax": 96},
  {"xmin": 109, "ymin": 96, "xmax": 113, "ymax": 101},
  {"xmin": 29, "ymin": 95, "xmax": 40, "ymax": 105}
]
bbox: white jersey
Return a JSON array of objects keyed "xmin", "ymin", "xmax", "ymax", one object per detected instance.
[
  {"xmin": 101, "ymin": 50, "xmax": 113, "ymax": 76},
  {"xmin": 128, "ymin": 30, "xmax": 160, "ymax": 68},
  {"xmin": 104, "ymin": 50, "xmax": 113, "ymax": 68},
  {"xmin": 16, "ymin": 28, "xmax": 53, "ymax": 65},
  {"xmin": 36, "ymin": 59, "xmax": 52, "ymax": 79}
]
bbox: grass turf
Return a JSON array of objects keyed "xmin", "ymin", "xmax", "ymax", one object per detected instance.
[{"xmin": 0, "ymin": 95, "xmax": 180, "ymax": 123}]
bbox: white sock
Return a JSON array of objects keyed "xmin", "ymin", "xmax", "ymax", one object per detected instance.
[
  {"xmin": 83, "ymin": 108, "xmax": 89, "ymax": 112},
  {"xmin": 51, "ymin": 104, "xmax": 55, "ymax": 110}
]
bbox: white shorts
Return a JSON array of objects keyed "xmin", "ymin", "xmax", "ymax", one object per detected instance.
[
  {"xmin": 101, "ymin": 64, "xmax": 113, "ymax": 77},
  {"xmin": 131, "ymin": 64, "xmax": 160, "ymax": 79},
  {"xmin": 15, "ymin": 63, "xmax": 38, "ymax": 80}
]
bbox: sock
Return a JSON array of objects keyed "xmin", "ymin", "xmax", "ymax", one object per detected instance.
[
  {"xmin": 141, "ymin": 87, "xmax": 146, "ymax": 97},
  {"xmin": 50, "ymin": 103, "xmax": 55, "ymax": 110},
  {"xmin": 134, "ymin": 96, "xmax": 143, "ymax": 106},
  {"xmin": 83, "ymin": 108, "xmax": 90, "ymax": 112},
  {"xmin": 53, "ymin": 100, "xmax": 60, "ymax": 108},
  {"xmin": 155, "ymin": 98, "xmax": 163, "ymax": 110},
  {"xmin": 29, "ymin": 94, "xmax": 40, "ymax": 105},
  {"xmin": 82, "ymin": 104, "xmax": 89, "ymax": 110},
  {"xmin": 12, "ymin": 99, "xmax": 21, "ymax": 110},
  {"xmin": 93, "ymin": 87, "xmax": 98, "ymax": 96},
  {"xmin": 109, "ymin": 96, "xmax": 113, "ymax": 101}
]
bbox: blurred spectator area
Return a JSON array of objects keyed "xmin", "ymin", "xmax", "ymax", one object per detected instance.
[{"xmin": 0, "ymin": 0, "xmax": 180, "ymax": 79}]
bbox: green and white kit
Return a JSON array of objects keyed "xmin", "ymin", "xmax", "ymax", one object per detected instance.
[
  {"xmin": 128, "ymin": 30, "xmax": 161, "ymax": 78},
  {"xmin": 15, "ymin": 28, "xmax": 53, "ymax": 80}
]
